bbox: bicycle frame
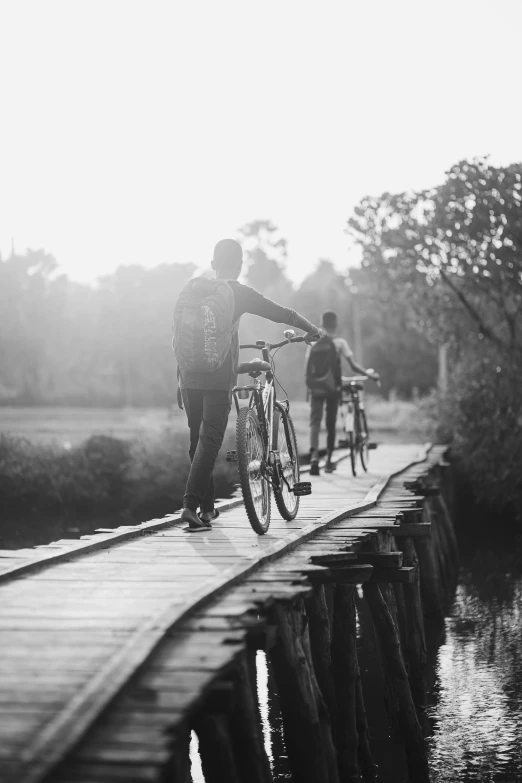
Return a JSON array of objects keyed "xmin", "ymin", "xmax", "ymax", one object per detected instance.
[
  {"xmin": 340, "ymin": 376, "xmax": 367, "ymax": 440},
  {"xmin": 232, "ymin": 337, "xmax": 299, "ymax": 493}
]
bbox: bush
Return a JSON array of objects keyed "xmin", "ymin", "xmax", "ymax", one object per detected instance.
[
  {"xmin": 0, "ymin": 428, "xmax": 238, "ymax": 521},
  {"xmin": 431, "ymin": 350, "xmax": 522, "ymax": 520}
]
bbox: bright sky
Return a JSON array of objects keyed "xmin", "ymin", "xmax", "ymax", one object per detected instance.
[{"xmin": 1, "ymin": 0, "xmax": 521, "ymax": 285}]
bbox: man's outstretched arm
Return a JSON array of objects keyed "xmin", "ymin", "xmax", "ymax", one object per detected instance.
[{"xmin": 240, "ymin": 286, "xmax": 320, "ymax": 341}]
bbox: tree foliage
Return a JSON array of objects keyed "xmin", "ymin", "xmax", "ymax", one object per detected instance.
[
  {"xmin": 348, "ymin": 157, "xmax": 522, "ymax": 516},
  {"xmin": 349, "ymin": 157, "xmax": 522, "ymax": 353}
]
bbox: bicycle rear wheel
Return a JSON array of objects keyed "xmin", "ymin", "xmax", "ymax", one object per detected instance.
[
  {"xmin": 273, "ymin": 406, "xmax": 300, "ymax": 520},
  {"xmin": 348, "ymin": 431, "xmax": 357, "ymax": 477},
  {"xmin": 236, "ymin": 407, "xmax": 271, "ymax": 534},
  {"xmin": 359, "ymin": 409, "xmax": 370, "ymax": 472}
]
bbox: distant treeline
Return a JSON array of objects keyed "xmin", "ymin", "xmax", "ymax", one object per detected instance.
[{"xmin": 0, "ymin": 220, "xmax": 437, "ymax": 407}]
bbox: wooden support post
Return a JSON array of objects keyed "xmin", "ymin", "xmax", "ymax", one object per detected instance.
[
  {"xmin": 266, "ymin": 656, "xmax": 286, "ymax": 780},
  {"xmin": 438, "ymin": 461, "xmax": 455, "ymax": 513},
  {"xmin": 229, "ymin": 651, "xmax": 273, "ymax": 783},
  {"xmin": 362, "ymin": 583, "xmax": 430, "ymax": 783},
  {"xmin": 431, "ymin": 502, "xmax": 453, "ymax": 603},
  {"xmin": 162, "ymin": 724, "xmax": 192, "ymax": 783},
  {"xmin": 392, "ymin": 581, "xmax": 409, "ymax": 657},
  {"xmin": 193, "ymin": 713, "xmax": 241, "ymax": 783},
  {"xmin": 399, "ymin": 536, "xmax": 428, "ymax": 727},
  {"xmin": 300, "ymin": 601, "xmax": 340, "ymax": 783},
  {"xmin": 269, "ymin": 601, "xmax": 339, "ymax": 783},
  {"xmin": 324, "ymin": 584, "xmax": 335, "ymax": 629},
  {"xmin": 355, "ymin": 676, "xmax": 379, "ymax": 782},
  {"xmin": 434, "ymin": 494, "xmax": 459, "ymax": 579},
  {"xmin": 331, "ymin": 585, "xmax": 360, "ymax": 782},
  {"xmin": 414, "ymin": 532, "xmax": 444, "ymax": 624},
  {"xmin": 306, "ymin": 585, "xmax": 337, "ymax": 736},
  {"xmin": 355, "ymin": 593, "xmax": 407, "ymax": 776}
]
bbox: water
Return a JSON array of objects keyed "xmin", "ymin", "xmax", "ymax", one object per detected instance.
[{"xmin": 428, "ymin": 553, "xmax": 522, "ymax": 782}]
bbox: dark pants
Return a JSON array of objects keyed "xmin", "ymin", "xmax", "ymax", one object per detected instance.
[
  {"xmin": 310, "ymin": 394, "xmax": 339, "ymax": 455},
  {"xmin": 181, "ymin": 388, "xmax": 231, "ymax": 513}
]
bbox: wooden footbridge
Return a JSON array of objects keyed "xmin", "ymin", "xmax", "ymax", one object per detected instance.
[{"xmin": 0, "ymin": 444, "xmax": 458, "ymax": 783}]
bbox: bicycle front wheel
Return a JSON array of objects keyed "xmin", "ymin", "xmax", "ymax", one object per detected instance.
[
  {"xmin": 273, "ymin": 406, "xmax": 300, "ymax": 520},
  {"xmin": 236, "ymin": 407, "xmax": 271, "ymax": 534}
]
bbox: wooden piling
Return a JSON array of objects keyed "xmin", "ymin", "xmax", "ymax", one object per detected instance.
[
  {"xmin": 434, "ymin": 493, "xmax": 460, "ymax": 578},
  {"xmin": 331, "ymin": 585, "xmax": 360, "ymax": 782},
  {"xmin": 355, "ymin": 676, "xmax": 379, "ymax": 782},
  {"xmin": 269, "ymin": 601, "xmax": 339, "ymax": 783},
  {"xmin": 193, "ymin": 712, "xmax": 241, "ymax": 783},
  {"xmin": 414, "ymin": 529, "xmax": 444, "ymax": 625},
  {"xmin": 355, "ymin": 591, "xmax": 409, "ymax": 777},
  {"xmin": 306, "ymin": 585, "xmax": 337, "ymax": 735},
  {"xmin": 163, "ymin": 724, "xmax": 191, "ymax": 783},
  {"xmin": 362, "ymin": 582, "xmax": 430, "ymax": 783},
  {"xmin": 229, "ymin": 651, "xmax": 273, "ymax": 783},
  {"xmin": 398, "ymin": 535, "xmax": 428, "ymax": 724}
]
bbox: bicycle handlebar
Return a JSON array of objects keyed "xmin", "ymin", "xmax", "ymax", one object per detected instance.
[
  {"xmin": 342, "ymin": 374, "xmax": 381, "ymax": 387},
  {"xmin": 240, "ymin": 335, "xmax": 309, "ymax": 350}
]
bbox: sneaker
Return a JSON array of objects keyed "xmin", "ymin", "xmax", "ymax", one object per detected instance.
[
  {"xmin": 324, "ymin": 460, "xmax": 336, "ymax": 473},
  {"xmin": 310, "ymin": 460, "xmax": 320, "ymax": 476}
]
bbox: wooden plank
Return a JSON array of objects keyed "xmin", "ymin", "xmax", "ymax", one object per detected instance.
[
  {"xmin": 393, "ymin": 523, "xmax": 431, "ymax": 538},
  {"xmin": 323, "ymin": 564, "xmax": 374, "ymax": 584},
  {"xmin": 369, "ymin": 566, "xmax": 416, "ymax": 584},
  {"xmin": 52, "ymin": 761, "xmax": 162, "ymax": 782},
  {"xmin": 0, "ymin": 497, "xmax": 247, "ymax": 584},
  {"xmin": 355, "ymin": 552, "xmax": 404, "ymax": 568}
]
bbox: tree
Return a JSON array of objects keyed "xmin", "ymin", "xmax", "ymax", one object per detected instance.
[
  {"xmin": 348, "ymin": 157, "xmax": 522, "ymax": 516},
  {"xmin": 348, "ymin": 157, "xmax": 522, "ymax": 354}
]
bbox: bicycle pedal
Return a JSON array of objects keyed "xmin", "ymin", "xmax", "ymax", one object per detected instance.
[
  {"xmin": 338, "ymin": 438, "xmax": 350, "ymax": 448},
  {"xmin": 226, "ymin": 450, "xmax": 238, "ymax": 462},
  {"xmin": 293, "ymin": 481, "xmax": 312, "ymax": 496},
  {"xmin": 368, "ymin": 442, "xmax": 378, "ymax": 450}
]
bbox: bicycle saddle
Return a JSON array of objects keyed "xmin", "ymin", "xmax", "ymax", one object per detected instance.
[{"xmin": 237, "ymin": 359, "xmax": 271, "ymax": 375}]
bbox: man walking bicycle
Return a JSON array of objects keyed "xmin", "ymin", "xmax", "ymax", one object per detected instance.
[
  {"xmin": 173, "ymin": 239, "xmax": 320, "ymax": 531},
  {"xmin": 306, "ymin": 310, "xmax": 378, "ymax": 475}
]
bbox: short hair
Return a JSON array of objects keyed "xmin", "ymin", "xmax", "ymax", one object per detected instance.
[
  {"xmin": 322, "ymin": 310, "xmax": 338, "ymax": 330},
  {"xmin": 213, "ymin": 239, "xmax": 243, "ymax": 272}
]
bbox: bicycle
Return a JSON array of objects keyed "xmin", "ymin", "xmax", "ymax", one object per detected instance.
[
  {"xmin": 338, "ymin": 374, "xmax": 379, "ymax": 477},
  {"xmin": 227, "ymin": 330, "xmax": 313, "ymax": 535}
]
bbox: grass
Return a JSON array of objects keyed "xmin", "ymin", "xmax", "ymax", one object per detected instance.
[{"xmin": 0, "ymin": 396, "xmax": 428, "ymax": 448}]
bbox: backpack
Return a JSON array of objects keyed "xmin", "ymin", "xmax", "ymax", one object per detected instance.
[
  {"xmin": 305, "ymin": 336, "xmax": 341, "ymax": 395},
  {"xmin": 173, "ymin": 277, "xmax": 236, "ymax": 373}
]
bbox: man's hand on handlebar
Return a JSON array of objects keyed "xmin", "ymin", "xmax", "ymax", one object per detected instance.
[
  {"xmin": 304, "ymin": 326, "xmax": 322, "ymax": 345},
  {"xmin": 366, "ymin": 368, "xmax": 381, "ymax": 383}
]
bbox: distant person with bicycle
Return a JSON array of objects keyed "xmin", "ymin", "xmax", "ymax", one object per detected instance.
[
  {"xmin": 173, "ymin": 239, "xmax": 321, "ymax": 532},
  {"xmin": 305, "ymin": 310, "xmax": 379, "ymax": 476}
]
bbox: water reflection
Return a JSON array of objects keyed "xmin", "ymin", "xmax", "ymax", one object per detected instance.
[{"xmin": 428, "ymin": 563, "xmax": 522, "ymax": 782}]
